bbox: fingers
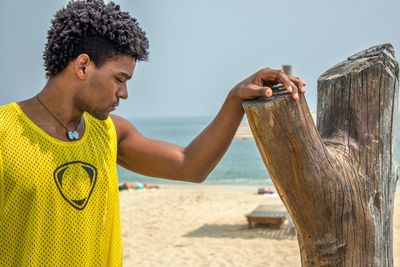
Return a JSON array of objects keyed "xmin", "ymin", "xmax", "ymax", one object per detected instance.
[
  {"xmin": 290, "ymin": 76, "xmax": 306, "ymax": 94},
  {"xmin": 258, "ymin": 68, "xmax": 306, "ymax": 100},
  {"xmin": 276, "ymin": 71, "xmax": 300, "ymax": 100},
  {"xmin": 233, "ymin": 68, "xmax": 306, "ymax": 101}
]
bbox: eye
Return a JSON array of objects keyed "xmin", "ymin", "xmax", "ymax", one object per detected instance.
[{"xmin": 115, "ymin": 77, "xmax": 124, "ymax": 83}]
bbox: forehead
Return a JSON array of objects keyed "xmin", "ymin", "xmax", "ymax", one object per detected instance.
[{"xmin": 100, "ymin": 55, "xmax": 136, "ymax": 75}]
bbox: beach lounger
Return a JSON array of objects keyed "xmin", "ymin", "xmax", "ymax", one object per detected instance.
[{"xmin": 245, "ymin": 204, "xmax": 288, "ymax": 229}]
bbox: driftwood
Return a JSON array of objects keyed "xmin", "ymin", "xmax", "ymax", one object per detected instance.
[{"xmin": 243, "ymin": 44, "xmax": 399, "ymax": 266}]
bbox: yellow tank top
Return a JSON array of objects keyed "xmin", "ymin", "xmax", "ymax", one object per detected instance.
[{"xmin": 0, "ymin": 102, "xmax": 122, "ymax": 266}]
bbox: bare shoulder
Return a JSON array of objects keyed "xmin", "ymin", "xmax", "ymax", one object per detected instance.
[{"xmin": 110, "ymin": 114, "xmax": 142, "ymax": 144}]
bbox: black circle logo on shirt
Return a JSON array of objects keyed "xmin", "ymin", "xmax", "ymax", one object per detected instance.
[{"xmin": 54, "ymin": 161, "xmax": 98, "ymax": 210}]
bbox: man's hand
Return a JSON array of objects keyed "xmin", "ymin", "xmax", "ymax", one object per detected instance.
[{"xmin": 230, "ymin": 68, "xmax": 306, "ymax": 101}]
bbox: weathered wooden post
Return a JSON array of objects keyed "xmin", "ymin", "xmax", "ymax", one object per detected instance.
[
  {"xmin": 282, "ymin": 64, "xmax": 292, "ymax": 76},
  {"xmin": 243, "ymin": 44, "xmax": 399, "ymax": 266}
]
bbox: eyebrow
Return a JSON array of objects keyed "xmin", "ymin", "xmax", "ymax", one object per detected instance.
[{"xmin": 119, "ymin": 72, "xmax": 132, "ymax": 80}]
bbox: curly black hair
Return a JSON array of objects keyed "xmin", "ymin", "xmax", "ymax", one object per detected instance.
[{"xmin": 43, "ymin": 0, "xmax": 149, "ymax": 77}]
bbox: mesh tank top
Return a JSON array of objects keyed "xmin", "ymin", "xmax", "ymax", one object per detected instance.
[{"xmin": 0, "ymin": 102, "xmax": 122, "ymax": 266}]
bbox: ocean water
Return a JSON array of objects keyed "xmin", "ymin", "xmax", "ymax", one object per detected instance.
[
  {"xmin": 117, "ymin": 116, "xmax": 400, "ymax": 185},
  {"xmin": 117, "ymin": 117, "xmax": 271, "ymax": 185}
]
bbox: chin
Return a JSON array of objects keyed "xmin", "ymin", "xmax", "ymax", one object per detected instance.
[{"xmin": 91, "ymin": 110, "xmax": 110, "ymax": 121}]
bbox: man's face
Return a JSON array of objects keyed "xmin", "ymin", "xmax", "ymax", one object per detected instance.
[{"xmin": 78, "ymin": 55, "xmax": 136, "ymax": 120}]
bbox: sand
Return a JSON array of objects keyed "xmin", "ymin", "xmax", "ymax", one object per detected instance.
[{"xmin": 120, "ymin": 184, "xmax": 400, "ymax": 267}]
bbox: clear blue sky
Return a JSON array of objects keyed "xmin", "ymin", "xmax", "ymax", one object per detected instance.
[{"xmin": 1, "ymin": 0, "xmax": 399, "ymax": 118}]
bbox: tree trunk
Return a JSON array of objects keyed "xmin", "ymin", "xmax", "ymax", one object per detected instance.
[{"xmin": 243, "ymin": 44, "xmax": 399, "ymax": 266}]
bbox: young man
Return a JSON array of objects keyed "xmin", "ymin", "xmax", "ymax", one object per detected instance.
[{"xmin": 0, "ymin": 0, "xmax": 305, "ymax": 266}]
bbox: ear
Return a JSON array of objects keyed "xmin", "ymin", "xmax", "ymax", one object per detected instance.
[{"xmin": 73, "ymin": 54, "xmax": 92, "ymax": 80}]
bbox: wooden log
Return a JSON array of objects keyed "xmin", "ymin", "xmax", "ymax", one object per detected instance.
[
  {"xmin": 243, "ymin": 44, "xmax": 399, "ymax": 266},
  {"xmin": 282, "ymin": 64, "xmax": 292, "ymax": 76}
]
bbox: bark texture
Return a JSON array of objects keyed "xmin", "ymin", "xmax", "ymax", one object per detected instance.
[{"xmin": 243, "ymin": 44, "xmax": 399, "ymax": 266}]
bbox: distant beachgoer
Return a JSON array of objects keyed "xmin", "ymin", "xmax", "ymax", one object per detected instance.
[
  {"xmin": 118, "ymin": 181, "xmax": 160, "ymax": 191},
  {"xmin": 258, "ymin": 186, "xmax": 275, "ymax": 195}
]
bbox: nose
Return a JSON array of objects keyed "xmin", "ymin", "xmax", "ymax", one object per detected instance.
[{"xmin": 117, "ymin": 84, "xmax": 128, "ymax": 100}]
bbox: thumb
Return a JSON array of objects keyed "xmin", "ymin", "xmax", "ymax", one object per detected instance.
[{"xmin": 255, "ymin": 85, "xmax": 272, "ymax": 97}]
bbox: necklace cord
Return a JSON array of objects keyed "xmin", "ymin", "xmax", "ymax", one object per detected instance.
[{"xmin": 35, "ymin": 95, "xmax": 81, "ymax": 132}]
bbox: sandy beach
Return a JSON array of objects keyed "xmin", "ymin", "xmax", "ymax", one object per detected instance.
[{"xmin": 120, "ymin": 184, "xmax": 400, "ymax": 267}]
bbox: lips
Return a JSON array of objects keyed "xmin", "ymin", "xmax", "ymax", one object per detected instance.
[
  {"xmin": 109, "ymin": 99, "xmax": 119, "ymax": 112},
  {"xmin": 110, "ymin": 103, "xmax": 118, "ymax": 111}
]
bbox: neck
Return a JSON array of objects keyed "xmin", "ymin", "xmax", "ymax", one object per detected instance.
[
  {"xmin": 37, "ymin": 76, "xmax": 83, "ymax": 127},
  {"xmin": 17, "ymin": 73, "xmax": 86, "ymax": 142}
]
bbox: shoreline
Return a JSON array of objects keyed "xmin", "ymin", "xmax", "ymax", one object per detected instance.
[
  {"xmin": 120, "ymin": 178, "xmax": 274, "ymax": 187},
  {"xmin": 120, "ymin": 178, "xmax": 400, "ymax": 187}
]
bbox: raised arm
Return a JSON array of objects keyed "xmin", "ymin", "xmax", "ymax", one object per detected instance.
[{"xmin": 114, "ymin": 68, "xmax": 305, "ymax": 183}]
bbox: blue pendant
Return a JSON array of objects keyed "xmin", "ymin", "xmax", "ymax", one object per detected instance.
[{"xmin": 67, "ymin": 131, "xmax": 79, "ymax": 140}]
